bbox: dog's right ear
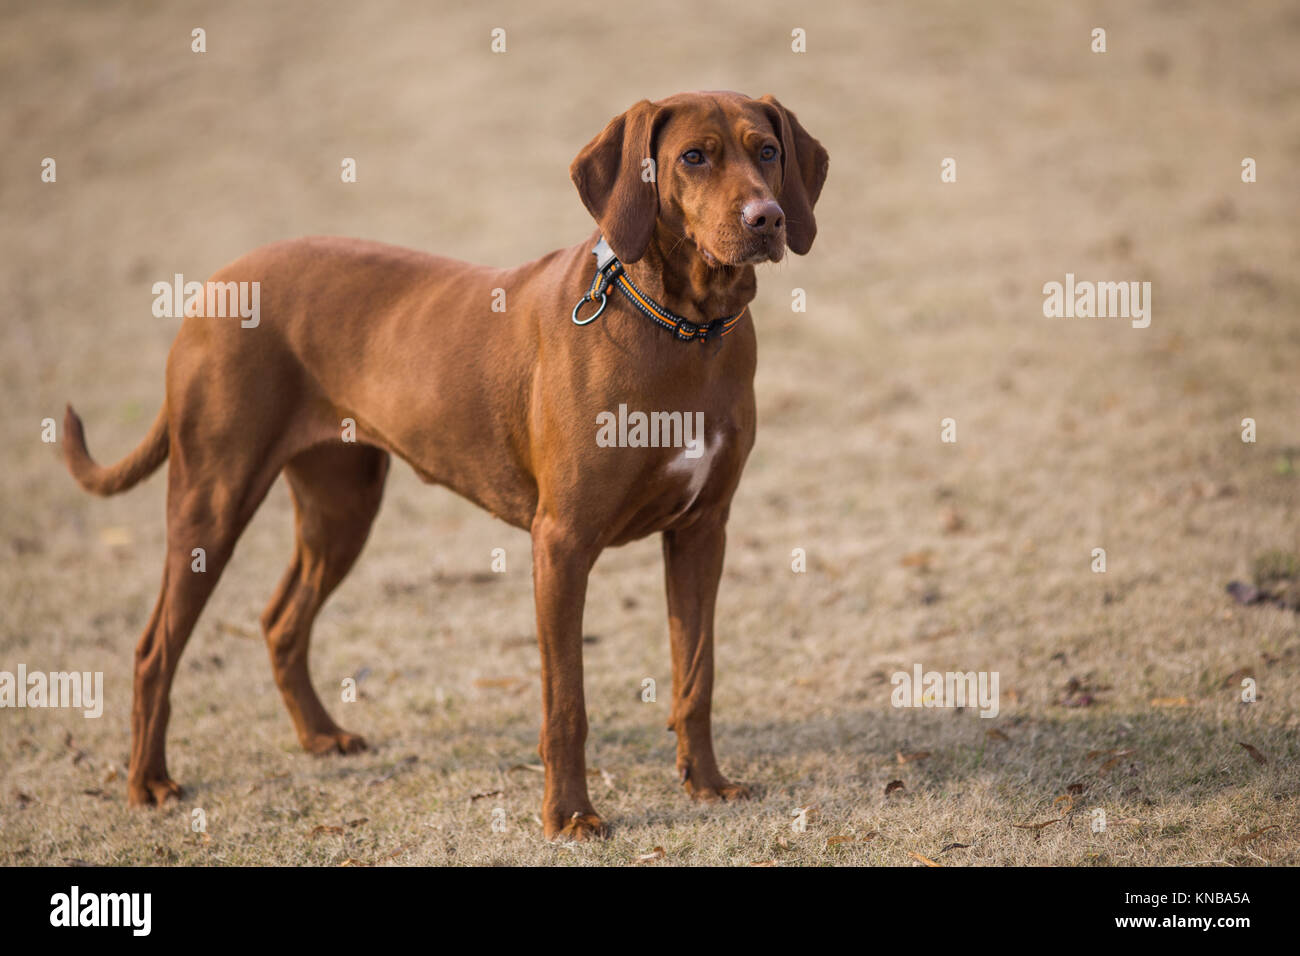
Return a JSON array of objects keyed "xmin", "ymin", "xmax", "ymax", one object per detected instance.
[{"xmin": 570, "ymin": 100, "xmax": 663, "ymax": 264}]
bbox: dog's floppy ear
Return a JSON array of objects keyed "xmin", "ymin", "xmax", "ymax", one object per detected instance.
[
  {"xmin": 758, "ymin": 95, "xmax": 829, "ymax": 256},
  {"xmin": 570, "ymin": 99, "xmax": 664, "ymax": 264}
]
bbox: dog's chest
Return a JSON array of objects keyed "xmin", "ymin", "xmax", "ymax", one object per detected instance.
[
  {"xmin": 662, "ymin": 429, "xmax": 722, "ymax": 515},
  {"xmin": 650, "ymin": 429, "xmax": 733, "ymax": 528}
]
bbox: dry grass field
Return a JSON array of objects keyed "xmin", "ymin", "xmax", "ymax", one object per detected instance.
[{"xmin": 1, "ymin": 0, "xmax": 1298, "ymax": 866}]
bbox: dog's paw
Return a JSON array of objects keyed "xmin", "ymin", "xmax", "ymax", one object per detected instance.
[
  {"xmin": 547, "ymin": 811, "xmax": 609, "ymax": 842},
  {"xmin": 304, "ymin": 730, "xmax": 368, "ymax": 756},
  {"xmin": 685, "ymin": 778, "xmax": 751, "ymax": 803},
  {"xmin": 128, "ymin": 777, "xmax": 184, "ymax": 807}
]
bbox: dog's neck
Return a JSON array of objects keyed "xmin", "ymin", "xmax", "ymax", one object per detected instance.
[{"xmin": 621, "ymin": 223, "xmax": 758, "ymax": 326}]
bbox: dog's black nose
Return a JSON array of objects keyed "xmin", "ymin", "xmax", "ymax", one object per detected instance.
[{"xmin": 741, "ymin": 200, "xmax": 784, "ymax": 235}]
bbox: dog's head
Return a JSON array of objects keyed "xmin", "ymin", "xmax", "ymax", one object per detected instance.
[{"xmin": 571, "ymin": 91, "xmax": 828, "ymax": 266}]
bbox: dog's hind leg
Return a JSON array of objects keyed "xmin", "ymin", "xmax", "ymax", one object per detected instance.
[
  {"xmin": 129, "ymin": 453, "xmax": 281, "ymax": 806},
  {"xmin": 260, "ymin": 442, "xmax": 389, "ymax": 756}
]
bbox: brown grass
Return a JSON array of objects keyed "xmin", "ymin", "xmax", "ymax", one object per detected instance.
[{"xmin": 1, "ymin": 0, "xmax": 1298, "ymax": 866}]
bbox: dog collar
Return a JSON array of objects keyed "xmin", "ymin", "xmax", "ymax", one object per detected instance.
[{"xmin": 571, "ymin": 237, "xmax": 744, "ymax": 343}]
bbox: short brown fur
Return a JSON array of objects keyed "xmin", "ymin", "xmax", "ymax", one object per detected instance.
[{"xmin": 64, "ymin": 91, "xmax": 828, "ymax": 840}]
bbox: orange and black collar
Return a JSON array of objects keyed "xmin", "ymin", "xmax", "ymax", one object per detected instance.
[{"xmin": 571, "ymin": 237, "xmax": 744, "ymax": 343}]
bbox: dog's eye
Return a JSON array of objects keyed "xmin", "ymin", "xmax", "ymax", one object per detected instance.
[
  {"xmin": 760, "ymin": 145, "xmax": 779, "ymax": 162},
  {"xmin": 681, "ymin": 149, "xmax": 705, "ymax": 166}
]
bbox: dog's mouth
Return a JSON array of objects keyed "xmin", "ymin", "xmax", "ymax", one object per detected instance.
[{"xmin": 696, "ymin": 235, "xmax": 785, "ymax": 268}]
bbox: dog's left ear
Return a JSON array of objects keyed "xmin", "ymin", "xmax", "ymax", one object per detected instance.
[
  {"xmin": 570, "ymin": 100, "xmax": 664, "ymax": 264},
  {"xmin": 758, "ymin": 95, "xmax": 829, "ymax": 256}
]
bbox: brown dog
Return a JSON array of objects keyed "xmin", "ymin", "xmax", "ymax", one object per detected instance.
[{"xmin": 63, "ymin": 90, "xmax": 828, "ymax": 840}]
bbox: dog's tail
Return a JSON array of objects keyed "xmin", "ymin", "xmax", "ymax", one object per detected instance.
[{"xmin": 63, "ymin": 403, "xmax": 169, "ymax": 496}]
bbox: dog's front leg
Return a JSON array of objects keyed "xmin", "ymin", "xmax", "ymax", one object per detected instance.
[
  {"xmin": 662, "ymin": 515, "xmax": 750, "ymax": 802},
  {"xmin": 531, "ymin": 516, "xmax": 607, "ymax": 840}
]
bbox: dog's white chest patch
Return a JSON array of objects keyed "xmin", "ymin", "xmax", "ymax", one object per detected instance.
[{"xmin": 665, "ymin": 430, "xmax": 721, "ymax": 511}]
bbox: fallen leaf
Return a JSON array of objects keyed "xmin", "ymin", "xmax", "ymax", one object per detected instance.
[
  {"xmin": 310, "ymin": 825, "xmax": 344, "ymax": 838},
  {"xmin": 634, "ymin": 846, "xmax": 665, "ymax": 864},
  {"xmin": 1232, "ymin": 825, "xmax": 1279, "ymax": 846},
  {"xmin": 909, "ymin": 851, "xmax": 942, "ymax": 867},
  {"xmin": 884, "ymin": 780, "xmax": 906, "ymax": 797},
  {"xmin": 1058, "ymin": 676, "xmax": 1111, "ymax": 708},
  {"xmin": 939, "ymin": 506, "xmax": 966, "ymax": 534},
  {"xmin": 345, "ymin": 817, "xmax": 368, "ymax": 828},
  {"xmin": 938, "ymin": 842, "xmax": 971, "ymax": 854},
  {"xmin": 900, "ymin": 549, "xmax": 935, "ymax": 570},
  {"xmin": 1013, "ymin": 819, "xmax": 1060, "ymax": 831},
  {"xmin": 896, "ymin": 750, "xmax": 931, "ymax": 765},
  {"xmin": 860, "ymin": 831, "xmax": 880, "ymax": 842},
  {"xmin": 469, "ymin": 790, "xmax": 504, "ymax": 802},
  {"xmin": 1237, "ymin": 743, "xmax": 1268, "ymax": 765},
  {"xmin": 826, "ymin": 835, "xmax": 855, "ymax": 847},
  {"xmin": 1221, "ymin": 667, "xmax": 1255, "ymax": 688},
  {"xmin": 1087, "ymin": 748, "xmax": 1134, "ymax": 762},
  {"xmin": 63, "ymin": 732, "xmax": 88, "ymax": 765}
]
